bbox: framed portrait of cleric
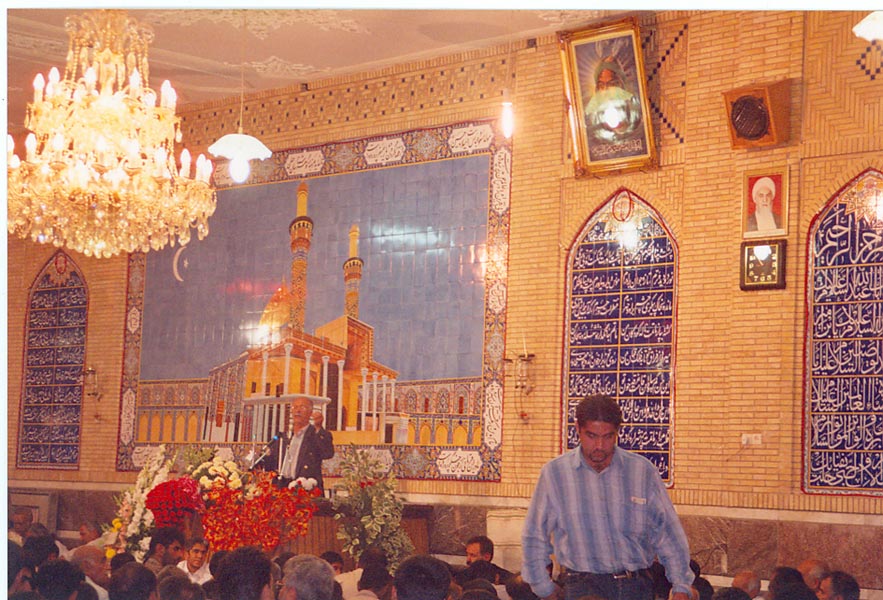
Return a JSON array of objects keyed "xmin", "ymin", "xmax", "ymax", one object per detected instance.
[
  {"xmin": 742, "ymin": 169, "xmax": 788, "ymax": 239},
  {"xmin": 559, "ymin": 17, "xmax": 656, "ymax": 176},
  {"xmin": 740, "ymin": 239, "xmax": 786, "ymax": 290}
]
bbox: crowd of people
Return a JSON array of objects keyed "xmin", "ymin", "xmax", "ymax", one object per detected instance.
[
  {"xmin": 5, "ymin": 513, "xmax": 865, "ymax": 600},
  {"xmin": 4, "ymin": 397, "xmax": 865, "ymax": 600}
]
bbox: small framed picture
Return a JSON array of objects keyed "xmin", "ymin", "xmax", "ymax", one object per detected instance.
[
  {"xmin": 559, "ymin": 17, "xmax": 656, "ymax": 177},
  {"xmin": 743, "ymin": 169, "xmax": 788, "ymax": 239},
  {"xmin": 740, "ymin": 240, "xmax": 786, "ymax": 290}
]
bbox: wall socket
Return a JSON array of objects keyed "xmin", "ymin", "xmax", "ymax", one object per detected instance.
[{"xmin": 741, "ymin": 433, "xmax": 762, "ymax": 446}]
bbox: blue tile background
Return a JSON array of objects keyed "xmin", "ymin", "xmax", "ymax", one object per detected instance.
[{"xmin": 141, "ymin": 156, "xmax": 489, "ymax": 382}]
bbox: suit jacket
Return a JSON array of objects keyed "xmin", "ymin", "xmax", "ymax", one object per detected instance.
[{"xmin": 262, "ymin": 425, "xmax": 334, "ymax": 491}]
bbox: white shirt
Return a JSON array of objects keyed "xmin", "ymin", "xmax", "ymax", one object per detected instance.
[
  {"xmin": 280, "ymin": 426, "xmax": 309, "ymax": 479},
  {"xmin": 177, "ymin": 559, "xmax": 212, "ymax": 585},
  {"xmin": 85, "ymin": 575, "xmax": 110, "ymax": 600},
  {"xmin": 336, "ymin": 568, "xmax": 363, "ymax": 600}
]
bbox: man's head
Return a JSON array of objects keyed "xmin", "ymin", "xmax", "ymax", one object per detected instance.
[
  {"xmin": 819, "ymin": 572, "xmax": 860, "ymax": 600},
  {"xmin": 108, "ymin": 562, "xmax": 157, "ymax": 600},
  {"xmin": 319, "ymin": 551, "xmax": 344, "ymax": 575},
  {"xmin": 797, "ymin": 559, "xmax": 830, "ymax": 594},
  {"xmin": 157, "ymin": 575, "xmax": 206, "ymax": 600},
  {"xmin": 292, "ymin": 397, "xmax": 314, "ymax": 430},
  {"xmin": 71, "ymin": 544, "xmax": 111, "ymax": 587},
  {"xmin": 281, "ymin": 554, "xmax": 336, "ymax": 600},
  {"xmin": 575, "ymin": 395, "xmax": 622, "ymax": 471},
  {"xmin": 216, "ymin": 546, "xmax": 273, "ymax": 600},
  {"xmin": 731, "ymin": 571, "xmax": 761, "ymax": 599},
  {"xmin": 148, "ymin": 527, "xmax": 185, "ymax": 566},
  {"xmin": 393, "ymin": 555, "xmax": 452, "ymax": 600},
  {"xmin": 358, "ymin": 564, "xmax": 392, "ymax": 596},
  {"xmin": 79, "ymin": 521, "xmax": 102, "ymax": 545},
  {"xmin": 21, "ymin": 534, "xmax": 59, "ymax": 570},
  {"xmin": 357, "ymin": 547, "xmax": 388, "ymax": 570},
  {"xmin": 769, "ymin": 567, "xmax": 808, "ymax": 600},
  {"xmin": 752, "ymin": 177, "xmax": 776, "ymax": 211},
  {"xmin": 10, "ymin": 507, "xmax": 33, "ymax": 538},
  {"xmin": 465, "ymin": 535, "xmax": 494, "ymax": 565},
  {"xmin": 712, "ymin": 589, "xmax": 752, "ymax": 600},
  {"xmin": 32, "ymin": 559, "xmax": 85, "ymax": 600},
  {"xmin": 185, "ymin": 538, "xmax": 209, "ymax": 573}
]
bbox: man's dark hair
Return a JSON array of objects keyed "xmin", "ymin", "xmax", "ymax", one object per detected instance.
[
  {"xmin": 712, "ymin": 587, "xmax": 752, "ymax": 600},
  {"xmin": 825, "ymin": 572, "xmax": 860, "ymax": 600},
  {"xmin": 394, "ymin": 555, "xmax": 452, "ymax": 600},
  {"xmin": 25, "ymin": 523, "xmax": 52, "ymax": 538},
  {"xmin": 466, "ymin": 535, "xmax": 494, "ymax": 560},
  {"xmin": 109, "ymin": 562, "xmax": 157, "ymax": 600},
  {"xmin": 357, "ymin": 547, "xmax": 388, "ymax": 569},
  {"xmin": 208, "ymin": 550, "xmax": 229, "ymax": 576},
  {"xmin": 276, "ymin": 551, "xmax": 297, "ymax": 572},
  {"xmin": 455, "ymin": 560, "xmax": 501, "ymax": 586},
  {"xmin": 769, "ymin": 567, "xmax": 809, "ymax": 600},
  {"xmin": 215, "ymin": 546, "xmax": 272, "ymax": 600},
  {"xmin": 32, "ymin": 559, "xmax": 85, "ymax": 600},
  {"xmin": 505, "ymin": 576, "xmax": 540, "ymax": 600},
  {"xmin": 575, "ymin": 395, "xmax": 623, "ymax": 428},
  {"xmin": 320, "ymin": 551, "xmax": 344, "ymax": 566},
  {"xmin": 21, "ymin": 534, "xmax": 58, "ymax": 569},
  {"xmin": 186, "ymin": 537, "xmax": 209, "ymax": 551},
  {"xmin": 110, "ymin": 552, "xmax": 137, "ymax": 572},
  {"xmin": 148, "ymin": 526, "xmax": 186, "ymax": 557},
  {"xmin": 158, "ymin": 574, "xmax": 207, "ymax": 600},
  {"xmin": 8, "ymin": 540, "xmax": 23, "ymax": 589},
  {"xmin": 774, "ymin": 584, "xmax": 819, "ymax": 600},
  {"xmin": 358, "ymin": 564, "xmax": 392, "ymax": 593}
]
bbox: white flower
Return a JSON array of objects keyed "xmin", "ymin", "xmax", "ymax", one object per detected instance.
[
  {"xmin": 292, "ymin": 477, "xmax": 318, "ymax": 491},
  {"xmin": 230, "ymin": 478, "xmax": 242, "ymax": 490},
  {"xmin": 224, "ymin": 461, "xmax": 238, "ymax": 472},
  {"xmin": 199, "ymin": 476, "xmax": 211, "ymax": 488}
]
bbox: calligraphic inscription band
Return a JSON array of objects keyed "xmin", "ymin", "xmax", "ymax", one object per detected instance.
[
  {"xmin": 806, "ymin": 169, "xmax": 883, "ymax": 495},
  {"xmin": 563, "ymin": 191, "xmax": 677, "ymax": 483}
]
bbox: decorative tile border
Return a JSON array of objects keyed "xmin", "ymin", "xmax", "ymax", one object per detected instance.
[{"xmin": 117, "ymin": 120, "xmax": 510, "ymax": 482}]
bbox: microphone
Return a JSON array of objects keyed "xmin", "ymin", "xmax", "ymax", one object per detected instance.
[{"xmin": 251, "ymin": 434, "xmax": 279, "ymax": 468}]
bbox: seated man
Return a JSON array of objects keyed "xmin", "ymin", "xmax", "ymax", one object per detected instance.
[
  {"xmin": 215, "ymin": 546, "xmax": 274, "ymax": 600},
  {"xmin": 818, "ymin": 571, "xmax": 860, "ymax": 600},
  {"xmin": 142, "ymin": 527, "xmax": 185, "ymax": 575},
  {"xmin": 108, "ymin": 562, "xmax": 157, "ymax": 600},
  {"xmin": 394, "ymin": 555, "xmax": 452, "ymax": 600},
  {"xmin": 456, "ymin": 536, "xmax": 512, "ymax": 586},
  {"xmin": 280, "ymin": 554, "xmax": 337, "ymax": 600},
  {"xmin": 177, "ymin": 538, "xmax": 212, "ymax": 585}
]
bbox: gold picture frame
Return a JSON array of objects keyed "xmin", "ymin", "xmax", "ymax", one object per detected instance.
[
  {"xmin": 742, "ymin": 168, "xmax": 788, "ymax": 239},
  {"xmin": 559, "ymin": 17, "xmax": 657, "ymax": 177},
  {"xmin": 740, "ymin": 239, "xmax": 786, "ymax": 290}
]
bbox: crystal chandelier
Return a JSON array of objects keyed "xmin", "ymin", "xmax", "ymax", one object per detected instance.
[{"xmin": 7, "ymin": 10, "xmax": 216, "ymax": 258}]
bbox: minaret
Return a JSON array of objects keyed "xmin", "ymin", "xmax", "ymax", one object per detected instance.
[
  {"xmin": 343, "ymin": 224, "xmax": 364, "ymax": 319},
  {"xmin": 289, "ymin": 181, "xmax": 313, "ymax": 332}
]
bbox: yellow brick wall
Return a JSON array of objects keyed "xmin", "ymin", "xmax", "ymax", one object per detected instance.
[{"xmin": 8, "ymin": 10, "xmax": 883, "ymax": 515}]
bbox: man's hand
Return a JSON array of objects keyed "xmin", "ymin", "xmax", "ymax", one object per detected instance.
[{"xmin": 310, "ymin": 410, "xmax": 324, "ymax": 430}]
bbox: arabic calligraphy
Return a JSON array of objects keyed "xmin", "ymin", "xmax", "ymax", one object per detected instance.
[
  {"xmin": 808, "ymin": 192, "xmax": 883, "ymax": 492},
  {"xmin": 564, "ymin": 196, "xmax": 676, "ymax": 483}
]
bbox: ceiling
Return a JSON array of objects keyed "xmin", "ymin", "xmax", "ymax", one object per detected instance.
[{"xmin": 6, "ymin": 8, "xmax": 625, "ymax": 137}]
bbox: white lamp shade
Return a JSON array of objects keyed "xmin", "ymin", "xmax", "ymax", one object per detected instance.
[
  {"xmin": 853, "ymin": 11, "xmax": 883, "ymax": 42},
  {"xmin": 208, "ymin": 133, "xmax": 272, "ymax": 161}
]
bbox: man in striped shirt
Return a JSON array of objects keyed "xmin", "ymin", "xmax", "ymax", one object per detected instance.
[{"xmin": 521, "ymin": 394, "xmax": 694, "ymax": 600}]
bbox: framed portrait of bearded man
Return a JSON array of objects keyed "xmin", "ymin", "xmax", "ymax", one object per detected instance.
[
  {"xmin": 742, "ymin": 169, "xmax": 788, "ymax": 239},
  {"xmin": 559, "ymin": 17, "xmax": 656, "ymax": 176}
]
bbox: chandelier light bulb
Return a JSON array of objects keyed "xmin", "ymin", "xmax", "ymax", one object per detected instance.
[
  {"xmin": 229, "ymin": 156, "xmax": 251, "ymax": 183},
  {"xmin": 501, "ymin": 89, "xmax": 515, "ymax": 139},
  {"xmin": 6, "ymin": 10, "xmax": 216, "ymax": 258}
]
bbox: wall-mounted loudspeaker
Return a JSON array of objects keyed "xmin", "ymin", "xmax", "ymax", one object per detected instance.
[{"xmin": 723, "ymin": 80, "xmax": 790, "ymax": 149}]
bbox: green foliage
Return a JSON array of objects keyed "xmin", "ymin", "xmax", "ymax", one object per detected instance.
[{"xmin": 331, "ymin": 446, "xmax": 414, "ymax": 572}]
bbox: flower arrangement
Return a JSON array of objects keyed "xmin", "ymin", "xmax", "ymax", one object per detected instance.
[
  {"xmin": 108, "ymin": 444, "xmax": 320, "ymax": 558},
  {"xmin": 111, "ymin": 444, "xmax": 176, "ymax": 559},
  {"xmin": 145, "ymin": 477, "xmax": 205, "ymax": 528},
  {"xmin": 202, "ymin": 470, "xmax": 320, "ymax": 552},
  {"xmin": 332, "ymin": 446, "xmax": 414, "ymax": 572}
]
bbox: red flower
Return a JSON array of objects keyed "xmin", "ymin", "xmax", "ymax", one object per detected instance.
[{"xmin": 145, "ymin": 477, "xmax": 205, "ymax": 528}]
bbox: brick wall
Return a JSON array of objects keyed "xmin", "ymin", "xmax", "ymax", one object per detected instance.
[{"xmin": 8, "ymin": 7, "xmax": 882, "ymax": 541}]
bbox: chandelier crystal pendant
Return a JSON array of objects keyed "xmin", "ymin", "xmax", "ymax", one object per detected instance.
[{"xmin": 7, "ymin": 10, "xmax": 217, "ymax": 258}]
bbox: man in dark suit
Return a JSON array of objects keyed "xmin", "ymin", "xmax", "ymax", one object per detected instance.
[{"xmin": 261, "ymin": 396, "xmax": 334, "ymax": 491}]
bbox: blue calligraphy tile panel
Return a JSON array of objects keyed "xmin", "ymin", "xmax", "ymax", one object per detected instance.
[
  {"xmin": 18, "ymin": 252, "xmax": 85, "ymax": 470},
  {"xmin": 805, "ymin": 169, "xmax": 883, "ymax": 495},
  {"xmin": 563, "ymin": 191, "xmax": 676, "ymax": 484}
]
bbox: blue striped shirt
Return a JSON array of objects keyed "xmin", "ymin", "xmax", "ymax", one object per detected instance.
[{"xmin": 521, "ymin": 446, "xmax": 693, "ymax": 599}]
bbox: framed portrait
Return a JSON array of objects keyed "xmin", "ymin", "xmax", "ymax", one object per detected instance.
[
  {"xmin": 743, "ymin": 169, "xmax": 788, "ymax": 239},
  {"xmin": 740, "ymin": 239, "xmax": 786, "ymax": 290},
  {"xmin": 559, "ymin": 17, "xmax": 656, "ymax": 177}
]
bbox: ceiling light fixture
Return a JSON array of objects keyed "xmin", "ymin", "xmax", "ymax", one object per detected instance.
[
  {"xmin": 208, "ymin": 12, "xmax": 271, "ymax": 184},
  {"xmin": 853, "ymin": 11, "xmax": 883, "ymax": 41},
  {"xmin": 7, "ymin": 10, "xmax": 216, "ymax": 258}
]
